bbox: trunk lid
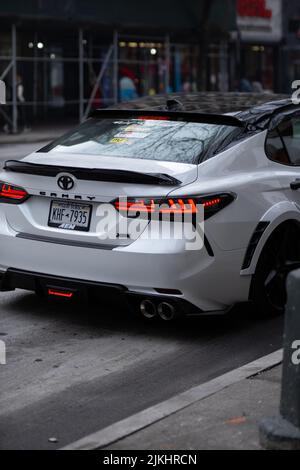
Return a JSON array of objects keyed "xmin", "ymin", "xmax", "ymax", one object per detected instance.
[{"xmin": 2, "ymin": 152, "xmax": 198, "ymax": 248}]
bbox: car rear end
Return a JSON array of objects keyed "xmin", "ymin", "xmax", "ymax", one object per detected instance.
[{"xmin": 0, "ymin": 110, "xmax": 246, "ymax": 318}]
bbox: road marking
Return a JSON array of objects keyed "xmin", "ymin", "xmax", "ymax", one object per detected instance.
[{"xmin": 62, "ymin": 349, "xmax": 283, "ymax": 450}]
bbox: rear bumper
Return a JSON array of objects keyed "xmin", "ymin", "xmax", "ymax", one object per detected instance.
[
  {"xmin": 0, "ymin": 222, "xmax": 251, "ymax": 312},
  {"xmin": 0, "ymin": 268, "xmax": 205, "ymax": 316}
]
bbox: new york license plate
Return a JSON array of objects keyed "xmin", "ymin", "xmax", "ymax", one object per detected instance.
[{"xmin": 48, "ymin": 200, "xmax": 92, "ymax": 232}]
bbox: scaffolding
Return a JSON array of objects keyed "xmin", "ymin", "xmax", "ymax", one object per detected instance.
[{"xmin": 0, "ymin": 25, "xmax": 172, "ymax": 133}]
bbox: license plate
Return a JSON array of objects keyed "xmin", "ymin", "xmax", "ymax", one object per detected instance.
[{"xmin": 48, "ymin": 200, "xmax": 92, "ymax": 232}]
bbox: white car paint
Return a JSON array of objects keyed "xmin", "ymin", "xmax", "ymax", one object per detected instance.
[{"xmin": 0, "ymin": 105, "xmax": 300, "ymax": 316}]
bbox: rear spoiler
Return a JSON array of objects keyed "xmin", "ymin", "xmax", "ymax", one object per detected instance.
[
  {"xmin": 4, "ymin": 160, "xmax": 181, "ymax": 186},
  {"xmin": 89, "ymin": 109, "xmax": 245, "ymax": 128}
]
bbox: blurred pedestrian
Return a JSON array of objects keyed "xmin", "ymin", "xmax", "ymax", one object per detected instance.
[
  {"xmin": 17, "ymin": 74, "xmax": 30, "ymax": 133},
  {"xmin": 252, "ymin": 75, "xmax": 264, "ymax": 93},
  {"xmin": 119, "ymin": 67, "xmax": 138, "ymax": 102},
  {"xmin": 239, "ymin": 78, "xmax": 253, "ymax": 93},
  {"xmin": 182, "ymin": 78, "xmax": 192, "ymax": 93},
  {"xmin": 2, "ymin": 80, "xmax": 12, "ymax": 134}
]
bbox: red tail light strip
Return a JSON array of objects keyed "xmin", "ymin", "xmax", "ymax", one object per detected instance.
[
  {"xmin": 115, "ymin": 198, "xmax": 199, "ymax": 215},
  {"xmin": 115, "ymin": 197, "xmax": 222, "ymax": 215},
  {"xmin": 48, "ymin": 289, "xmax": 74, "ymax": 299},
  {"xmin": 138, "ymin": 116, "xmax": 169, "ymax": 121},
  {"xmin": 203, "ymin": 198, "xmax": 221, "ymax": 208}
]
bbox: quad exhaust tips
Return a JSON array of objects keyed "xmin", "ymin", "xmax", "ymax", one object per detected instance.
[{"xmin": 140, "ymin": 300, "xmax": 179, "ymax": 321}]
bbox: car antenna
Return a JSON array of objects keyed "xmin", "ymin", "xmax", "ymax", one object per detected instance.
[{"xmin": 165, "ymin": 99, "xmax": 184, "ymax": 111}]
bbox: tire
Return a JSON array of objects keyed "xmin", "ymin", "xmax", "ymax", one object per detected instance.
[{"xmin": 251, "ymin": 223, "xmax": 300, "ymax": 317}]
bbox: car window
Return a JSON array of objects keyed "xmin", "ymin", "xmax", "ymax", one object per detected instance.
[
  {"xmin": 265, "ymin": 128, "xmax": 290, "ymax": 165},
  {"xmin": 278, "ymin": 117, "xmax": 300, "ymax": 166},
  {"xmin": 38, "ymin": 118, "xmax": 237, "ymax": 165}
]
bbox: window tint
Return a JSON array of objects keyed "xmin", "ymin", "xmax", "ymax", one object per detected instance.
[
  {"xmin": 278, "ymin": 117, "xmax": 300, "ymax": 165},
  {"xmin": 266, "ymin": 128, "xmax": 290, "ymax": 165},
  {"xmin": 39, "ymin": 118, "xmax": 237, "ymax": 165}
]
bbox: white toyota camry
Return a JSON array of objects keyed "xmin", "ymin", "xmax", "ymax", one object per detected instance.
[{"xmin": 1, "ymin": 98, "xmax": 300, "ymax": 320}]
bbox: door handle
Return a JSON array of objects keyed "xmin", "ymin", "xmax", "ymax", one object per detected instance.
[{"xmin": 290, "ymin": 179, "xmax": 300, "ymax": 190}]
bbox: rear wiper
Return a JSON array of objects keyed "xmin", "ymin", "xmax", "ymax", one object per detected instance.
[{"xmin": 4, "ymin": 160, "xmax": 181, "ymax": 186}]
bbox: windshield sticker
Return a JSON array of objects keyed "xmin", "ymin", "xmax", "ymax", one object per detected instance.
[
  {"xmin": 125, "ymin": 124, "xmax": 146, "ymax": 131},
  {"xmin": 109, "ymin": 137, "xmax": 129, "ymax": 144},
  {"xmin": 115, "ymin": 132, "xmax": 150, "ymax": 139},
  {"xmin": 142, "ymin": 120, "xmax": 175, "ymax": 127}
]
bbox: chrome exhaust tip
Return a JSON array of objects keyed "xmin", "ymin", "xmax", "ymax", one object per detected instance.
[
  {"xmin": 158, "ymin": 302, "xmax": 177, "ymax": 321},
  {"xmin": 140, "ymin": 300, "xmax": 157, "ymax": 319}
]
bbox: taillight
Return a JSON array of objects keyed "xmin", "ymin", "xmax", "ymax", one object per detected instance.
[
  {"xmin": 0, "ymin": 182, "xmax": 29, "ymax": 204},
  {"xmin": 113, "ymin": 194, "xmax": 235, "ymax": 220}
]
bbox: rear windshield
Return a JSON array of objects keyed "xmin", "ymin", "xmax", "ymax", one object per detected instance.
[{"xmin": 39, "ymin": 118, "xmax": 236, "ymax": 164}]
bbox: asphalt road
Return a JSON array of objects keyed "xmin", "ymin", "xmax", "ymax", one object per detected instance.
[{"xmin": 0, "ymin": 142, "xmax": 284, "ymax": 450}]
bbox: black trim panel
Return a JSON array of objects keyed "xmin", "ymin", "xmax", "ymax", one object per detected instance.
[
  {"xmin": 242, "ymin": 222, "xmax": 270, "ymax": 270},
  {"xmin": 16, "ymin": 232, "xmax": 120, "ymax": 250},
  {"xmin": 204, "ymin": 236, "xmax": 214, "ymax": 257},
  {"xmin": 1, "ymin": 268, "xmax": 126, "ymax": 295}
]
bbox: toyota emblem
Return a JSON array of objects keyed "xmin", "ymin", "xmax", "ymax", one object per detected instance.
[{"xmin": 57, "ymin": 175, "xmax": 74, "ymax": 191}]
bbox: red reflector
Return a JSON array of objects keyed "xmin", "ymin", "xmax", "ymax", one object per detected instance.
[{"xmin": 48, "ymin": 289, "xmax": 74, "ymax": 299}]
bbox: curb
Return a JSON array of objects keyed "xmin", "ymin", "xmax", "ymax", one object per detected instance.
[{"xmin": 62, "ymin": 349, "xmax": 283, "ymax": 451}]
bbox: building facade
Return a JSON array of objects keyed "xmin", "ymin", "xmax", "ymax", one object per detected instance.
[
  {"xmin": 0, "ymin": 0, "xmax": 236, "ymax": 130},
  {"xmin": 281, "ymin": 0, "xmax": 300, "ymax": 93},
  {"xmin": 236, "ymin": 0, "xmax": 283, "ymax": 92}
]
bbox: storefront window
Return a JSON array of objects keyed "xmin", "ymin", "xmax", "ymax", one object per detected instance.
[{"xmin": 241, "ymin": 44, "xmax": 275, "ymax": 92}]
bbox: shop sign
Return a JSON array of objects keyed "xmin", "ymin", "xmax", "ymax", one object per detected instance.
[{"xmin": 237, "ymin": 0, "xmax": 282, "ymax": 42}]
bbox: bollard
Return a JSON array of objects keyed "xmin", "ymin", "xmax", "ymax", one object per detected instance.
[{"xmin": 260, "ymin": 269, "xmax": 300, "ymax": 450}]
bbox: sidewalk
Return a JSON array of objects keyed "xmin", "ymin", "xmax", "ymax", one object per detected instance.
[
  {"xmin": 0, "ymin": 124, "xmax": 74, "ymax": 145},
  {"xmin": 106, "ymin": 365, "xmax": 282, "ymax": 451}
]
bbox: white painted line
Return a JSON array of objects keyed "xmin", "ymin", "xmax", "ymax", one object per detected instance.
[{"xmin": 62, "ymin": 349, "xmax": 283, "ymax": 450}]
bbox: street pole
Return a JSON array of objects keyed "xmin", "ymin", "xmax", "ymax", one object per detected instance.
[
  {"xmin": 79, "ymin": 28, "xmax": 84, "ymax": 123},
  {"xmin": 33, "ymin": 32, "xmax": 38, "ymax": 118},
  {"xmin": 113, "ymin": 30, "xmax": 118, "ymax": 104},
  {"xmin": 12, "ymin": 23, "xmax": 17, "ymax": 134},
  {"xmin": 165, "ymin": 34, "xmax": 170, "ymax": 94}
]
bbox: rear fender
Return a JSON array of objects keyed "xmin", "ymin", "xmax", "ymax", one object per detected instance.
[{"xmin": 241, "ymin": 201, "xmax": 300, "ymax": 276}]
